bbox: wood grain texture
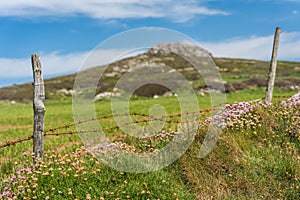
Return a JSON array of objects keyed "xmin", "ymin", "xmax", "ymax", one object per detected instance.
[
  {"xmin": 266, "ymin": 27, "xmax": 281, "ymax": 103},
  {"xmin": 32, "ymin": 54, "xmax": 46, "ymax": 161}
]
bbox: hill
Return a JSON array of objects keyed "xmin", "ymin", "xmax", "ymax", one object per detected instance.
[{"xmin": 0, "ymin": 43, "xmax": 300, "ymax": 102}]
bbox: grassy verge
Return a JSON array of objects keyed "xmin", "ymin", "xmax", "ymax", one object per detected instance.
[{"xmin": 0, "ymin": 88, "xmax": 299, "ymax": 199}]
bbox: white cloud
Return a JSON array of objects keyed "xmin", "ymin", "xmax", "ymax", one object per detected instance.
[
  {"xmin": 201, "ymin": 31, "xmax": 300, "ymax": 61},
  {"xmin": 0, "ymin": 0, "xmax": 229, "ymax": 22},
  {"xmin": 0, "ymin": 49, "xmax": 142, "ymax": 78},
  {"xmin": 1, "ymin": 31, "xmax": 300, "ymax": 81}
]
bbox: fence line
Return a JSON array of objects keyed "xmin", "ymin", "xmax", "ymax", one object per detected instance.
[
  {"xmin": 0, "ymin": 94, "xmax": 294, "ymax": 150},
  {"xmin": 0, "ymin": 108, "xmax": 213, "ymax": 149},
  {"xmin": 45, "ymin": 117, "xmax": 205, "ymax": 137},
  {"xmin": 45, "ymin": 108, "xmax": 212, "ymax": 134}
]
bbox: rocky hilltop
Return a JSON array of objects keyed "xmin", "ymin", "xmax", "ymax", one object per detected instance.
[
  {"xmin": 74, "ymin": 42, "xmax": 220, "ymax": 98},
  {"xmin": 148, "ymin": 42, "xmax": 211, "ymax": 58}
]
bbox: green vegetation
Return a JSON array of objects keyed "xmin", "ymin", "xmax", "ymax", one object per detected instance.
[
  {"xmin": 1, "ymin": 56, "xmax": 299, "ymax": 102},
  {"xmin": 1, "ymin": 87, "xmax": 300, "ymax": 199},
  {"xmin": 214, "ymin": 58, "xmax": 300, "ymax": 80}
]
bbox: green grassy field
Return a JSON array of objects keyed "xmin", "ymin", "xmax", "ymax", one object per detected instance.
[{"xmin": 0, "ymin": 87, "xmax": 299, "ymax": 199}]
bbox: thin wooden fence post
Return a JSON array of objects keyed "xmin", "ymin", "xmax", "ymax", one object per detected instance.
[
  {"xmin": 265, "ymin": 27, "xmax": 281, "ymax": 103},
  {"xmin": 32, "ymin": 54, "xmax": 46, "ymax": 162}
]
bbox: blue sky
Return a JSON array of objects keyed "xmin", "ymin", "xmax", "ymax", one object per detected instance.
[{"xmin": 0, "ymin": 0, "xmax": 300, "ymax": 87}]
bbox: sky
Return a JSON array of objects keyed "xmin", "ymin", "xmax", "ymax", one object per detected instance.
[{"xmin": 0, "ymin": 0, "xmax": 300, "ymax": 87}]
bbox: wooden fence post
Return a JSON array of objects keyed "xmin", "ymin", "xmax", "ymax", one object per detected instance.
[
  {"xmin": 32, "ymin": 54, "xmax": 46, "ymax": 162},
  {"xmin": 265, "ymin": 27, "xmax": 281, "ymax": 103}
]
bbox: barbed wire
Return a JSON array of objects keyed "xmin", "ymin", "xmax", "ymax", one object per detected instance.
[
  {"xmin": 45, "ymin": 108, "xmax": 213, "ymax": 134},
  {"xmin": 44, "ymin": 116, "xmax": 206, "ymax": 137},
  {"xmin": 0, "ymin": 135, "xmax": 33, "ymax": 149},
  {"xmin": 273, "ymin": 95, "xmax": 294, "ymax": 99},
  {"xmin": 0, "ymin": 94, "xmax": 294, "ymax": 150},
  {"xmin": 0, "ymin": 108, "xmax": 212, "ymax": 149}
]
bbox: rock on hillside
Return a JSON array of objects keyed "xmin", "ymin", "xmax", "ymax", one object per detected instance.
[{"xmin": 148, "ymin": 42, "xmax": 212, "ymax": 58}]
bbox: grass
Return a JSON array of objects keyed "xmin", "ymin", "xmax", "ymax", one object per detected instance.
[
  {"xmin": 180, "ymin": 101, "xmax": 300, "ymax": 199},
  {"xmin": 8, "ymin": 151, "xmax": 193, "ymax": 199},
  {"xmin": 214, "ymin": 58, "xmax": 300, "ymax": 80},
  {"xmin": 0, "ymin": 87, "xmax": 299, "ymax": 199}
]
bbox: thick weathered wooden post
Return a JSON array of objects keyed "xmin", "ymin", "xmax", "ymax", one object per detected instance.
[
  {"xmin": 265, "ymin": 27, "xmax": 281, "ymax": 103},
  {"xmin": 32, "ymin": 54, "xmax": 45, "ymax": 161}
]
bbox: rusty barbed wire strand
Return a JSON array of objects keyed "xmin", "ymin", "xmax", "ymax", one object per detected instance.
[
  {"xmin": 44, "ymin": 117, "xmax": 203, "ymax": 137},
  {"xmin": 0, "ymin": 135, "xmax": 33, "ymax": 149},
  {"xmin": 45, "ymin": 112, "xmax": 155, "ymax": 133},
  {"xmin": 44, "ymin": 109, "xmax": 212, "ymax": 136},
  {"xmin": 44, "ymin": 108, "xmax": 214, "ymax": 133},
  {"xmin": 273, "ymin": 95, "xmax": 294, "ymax": 99}
]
